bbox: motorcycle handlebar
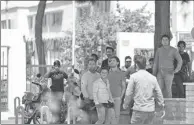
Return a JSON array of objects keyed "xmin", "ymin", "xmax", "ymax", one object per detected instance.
[{"xmin": 31, "ymin": 82, "xmax": 43, "ymax": 91}]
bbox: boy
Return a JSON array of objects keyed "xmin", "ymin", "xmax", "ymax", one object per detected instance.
[{"xmin": 93, "ymin": 67, "xmax": 116, "ymax": 124}]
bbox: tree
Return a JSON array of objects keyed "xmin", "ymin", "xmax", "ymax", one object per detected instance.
[
  {"xmin": 75, "ymin": 4, "xmax": 154, "ymax": 70},
  {"xmin": 35, "ymin": 0, "xmax": 47, "ymax": 75},
  {"xmin": 154, "ymin": 1, "xmax": 171, "ymax": 55}
]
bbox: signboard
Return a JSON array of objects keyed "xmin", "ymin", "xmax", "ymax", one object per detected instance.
[{"xmin": 177, "ymin": 32, "xmax": 194, "ymax": 50}]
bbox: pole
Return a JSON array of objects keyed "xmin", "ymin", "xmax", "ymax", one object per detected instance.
[{"xmin": 72, "ymin": 1, "xmax": 76, "ymax": 66}]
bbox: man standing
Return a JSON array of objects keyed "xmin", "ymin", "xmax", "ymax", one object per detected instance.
[
  {"xmin": 146, "ymin": 58, "xmax": 154, "ymax": 74},
  {"xmin": 108, "ymin": 56, "xmax": 126, "ymax": 123},
  {"xmin": 123, "ymin": 55, "xmax": 164, "ymax": 124},
  {"xmin": 121, "ymin": 56, "xmax": 132, "ymax": 72},
  {"xmin": 101, "ymin": 46, "xmax": 114, "ymax": 69},
  {"xmin": 81, "ymin": 58, "xmax": 101, "ymax": 100},
  {"xmin": 44, "ymin": 60, "xmax": 68, "ymax": 123},
  {"xmin": 173, "ymin": 41, "xmax": 191, "ymax": 98},
  {"xmin": 153, "ymin": 34, "xmax": 182, "ymax": 98}
]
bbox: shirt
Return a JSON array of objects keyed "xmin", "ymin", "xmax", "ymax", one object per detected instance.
[
  {"xmin": 93, "ymin": 78, "xmax": 113, "ymax": 104},
  {"xmin": 153, "ymin": 46, "xmax": 182, "ymax": 76},
  {"xmin": 175, "ymin": 52, "xmax": 190, "ymax": 75},
  {"xmin": 108, "ymin": 69, "xmax": 125, "ymax": 98},
  {"xmin": 81, "ymin": 71, "xmax": 101, "ymax": 100},
  {"xmin": 45, "ymin": 69, "xmax": 68, "ymax": 92},
  {"xmin": 124, "ymin": 70, "xmax": 164, "ymax": 112}
]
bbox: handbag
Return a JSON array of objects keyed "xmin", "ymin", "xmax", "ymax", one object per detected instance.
[{"xmin": 102, "ymin": 101, "xmax": 114, "ymax": 108}]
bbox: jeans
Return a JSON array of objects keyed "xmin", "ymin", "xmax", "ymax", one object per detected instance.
[
  {"xmin": 131, "ymin": 110, "xmax": 154, "ymax": 124},
  {"xmin": 113, "ymin": 97, "xmax": 121, "ymax": 123},
  {"xmin": 49, "ymin": 91, "xmax": 64, "ymax": 123},
  {"xmin": 95, "ymin": 105, "xmax": 116, "ymax": 124},
  {"xmin": 173, "ymin": 73, "xmax": 185, "ymax": 98},
  {"xmin": 157, "ymin": 70, "xmax": 174, "ymax": 98}
]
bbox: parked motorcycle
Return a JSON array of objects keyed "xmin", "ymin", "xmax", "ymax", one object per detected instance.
[{"xmin": 22, "ymin": 81, "xmax": 50, "ymax": 124}]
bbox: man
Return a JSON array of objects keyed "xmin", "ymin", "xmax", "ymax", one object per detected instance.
[
  {"xmin": 108, "ymin": 56, "xmax": 126, "ymax": 123},
  {"xmin": 123, "ymin": 55, "xmax": 164, "ymax": 124},
  {"xmin": 91, "ymin": 53, "xmax": 101, "ymax": 73},
  {"xmin": 153, "ymin": 34, "xmax": 182, "ymax": 98},
  {"xmin": 121, "ymin": 56, "xmax": 132, "ymax": 72},
  {"xmin": 173, "ymin": 41, "xmax": 191, "ymax": 98},
  {"xmin": 81, "ymin": 58, "xmax": 101, "ymax": 100},
  {"xmin": 146, "ymin": 58, "xmax": 154, "ymax": 74},
  {"xmin": 44, "ymin": 60, "xmax": 68, "ymax": 123},
  {"xmin": 101, "ymin": 46, "xmax": 114, "ymax": 69}
]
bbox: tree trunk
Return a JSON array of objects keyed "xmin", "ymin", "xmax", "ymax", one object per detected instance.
[
  {"xmin": 35, "ymin": 1, "xmax": 47, "ymax": 76},
  {"xmin": 154, "ymin": 1, "xmax": 171, "ymax": 55}
]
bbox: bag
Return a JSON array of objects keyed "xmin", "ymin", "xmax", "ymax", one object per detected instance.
[{"xmin": 102, "ymin": 101, "xmax": 114, "ymax": 108}]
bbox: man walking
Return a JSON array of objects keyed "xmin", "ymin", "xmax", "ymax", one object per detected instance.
[
  {"xmin": 153, "ymin": 34, "xmax": 182, "ymax": 98},
  {"xmin": 123, "ymin": 55, "xmax": 164, "ymax": 124}
]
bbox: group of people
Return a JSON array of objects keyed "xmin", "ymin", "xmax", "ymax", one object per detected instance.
[{"xmin": 40, "ymin": 34, "xmax": 191, "ymax": 124}]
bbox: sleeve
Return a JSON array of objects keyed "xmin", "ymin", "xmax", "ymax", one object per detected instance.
[
  {"xmin": 44, "ymin": 71, "xmax": 52, "ymax": 78},
  {"xmin": 93, "ymin": 80, "xmax": 99, "ymax": 104},
  {"xmin": 123, "ymin": 76, "xmax": 135, "ymax": 106},
  {"xmin": 153, "ymin": 77, "xmax": 164, "ymax": 109},
  {"xmin": 153, "ymin": 50, "xmax": 159, "ymax": 76},
  {"xmin": 81, "ymin": 74, "xmax": 89, "ymax": 98},
  {"xmin": 107, "ymin": 81, "xmax": 114, "ymax": 102},
  {"xmin": 174, "ymin": 50, "xmax": 183, "ymax": 72}
]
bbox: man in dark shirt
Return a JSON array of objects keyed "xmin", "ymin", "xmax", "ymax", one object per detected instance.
[
  {"xmin": 146, "ymin": 58, "xmax": 154, "ymax": 74},
  {"xmin": 173, "ymin": 41, "xmax": 191, "ymax": 98},
  {"xmin": 101, "ymin": 46, "xmax": 114, "ymax": 69},
  {"xmin": 44, "ymin": 60, "xmax": 68, "ymax": 123}
]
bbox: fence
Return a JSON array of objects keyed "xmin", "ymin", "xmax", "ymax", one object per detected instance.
[{"xmin": 1, "ymin": 46, "xmax": 9, "ymax": 112}]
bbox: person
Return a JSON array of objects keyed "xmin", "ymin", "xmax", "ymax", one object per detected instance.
[
  {"xmin": 146, "ymin": 58, "xmax": 154, "ymax": 74},
  {"xmin": 121, "ymin": 56, "xmax": 132, "ymax": 72},
  {"xmin": 93, "ymin": 67, "xmax": 116, "ymax": 124},
  {"xmin": 81, "ymin": 58, "xmax": 101, "ymax": 101},
  {"xmin": 153, "ymin": 34, "xmax": 182, "ymax": 98},
  {"xmin": 123, "ymin": 55, "xmax": 165, "ymax": 124},
  {"xmin": 91, "ymin": 53, "xmax": 101, "ymax": 73},
  {"xmin": 125, "ymin": 55, "xmax": 140, "ymax": 78},
  {"xmin": 173, "ymin": 41, "xmax": 191, "ymax": 98},
  {"xmin": 108, "ymin": 56, "xmax": 126, "ymax": 123},
  {"xmin": 101, "ymin": 46, "xmax": 114, "ymax": 69},
  {"xmin": 44, "ymin": 60, "xmax": 68, "ymax": 123}
]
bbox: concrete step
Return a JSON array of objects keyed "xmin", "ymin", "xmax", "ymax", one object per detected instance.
[{"xmin": 163, "ymin": 120, "xmax": 186, "ymax": 124}]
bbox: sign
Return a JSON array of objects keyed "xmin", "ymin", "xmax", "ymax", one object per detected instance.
[
  {"xmin": 1, "ymin": 79, "xmax": 8, "ymax": 112},
  {"xmin": 177, "ymin": 32, "xmax": 194, "ymax": 50}
]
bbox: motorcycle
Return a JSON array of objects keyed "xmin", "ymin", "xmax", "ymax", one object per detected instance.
[{"xmin": 22, "ymin": 81, "xmax": 50, "ymax": 124}]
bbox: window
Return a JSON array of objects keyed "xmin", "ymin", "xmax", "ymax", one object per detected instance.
[
  {"xmin": 51, "ymin": 11, "xmax": 62, "ymax": 26},
  {"xmin": 77, "ymin": 6, "xmax": 91, "ymax": 18},
  {"xmin": 28, "ymin": 16, "xmax": 33, "ymax": 29},
  {"xmin": 1, "ymin": 20, "xmax": 11, "ymax": 29}
]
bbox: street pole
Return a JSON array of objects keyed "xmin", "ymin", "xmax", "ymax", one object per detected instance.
[{"xmin": 72, "ymin": 0, "xmax": 76, "ymax": 66}]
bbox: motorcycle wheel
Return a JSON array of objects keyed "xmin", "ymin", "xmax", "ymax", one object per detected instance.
[{"xmin": 33, "ymin": 111, "xmax": 41, "ymax": 124}]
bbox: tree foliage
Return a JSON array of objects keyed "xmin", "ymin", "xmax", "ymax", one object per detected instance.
[{"xmin": 74, "ymin": 4, "xmax": 154, "ymax": 69}]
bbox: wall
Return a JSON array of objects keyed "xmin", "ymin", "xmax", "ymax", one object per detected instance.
[{"xmin": 1, "ymin": 30, "xmax": 26, "ymax": 120}]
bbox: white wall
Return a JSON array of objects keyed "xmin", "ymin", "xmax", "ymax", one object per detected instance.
[
  {"xmin": 1, "ymin": 30, "xmax": 26, "ymax": 120},
  {"xmin": 117, "ymin": 32, "xmax": 177, "ymax": 67}
]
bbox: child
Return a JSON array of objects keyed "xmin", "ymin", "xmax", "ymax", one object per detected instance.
[{"xmin": 93, "ymin": 67, "xmax": 116, "ymax": 124}]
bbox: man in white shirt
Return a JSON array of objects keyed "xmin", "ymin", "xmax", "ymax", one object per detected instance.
[{"xmin": 123, "ymin": 55, "xmax": 164, "ymax": 124}]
